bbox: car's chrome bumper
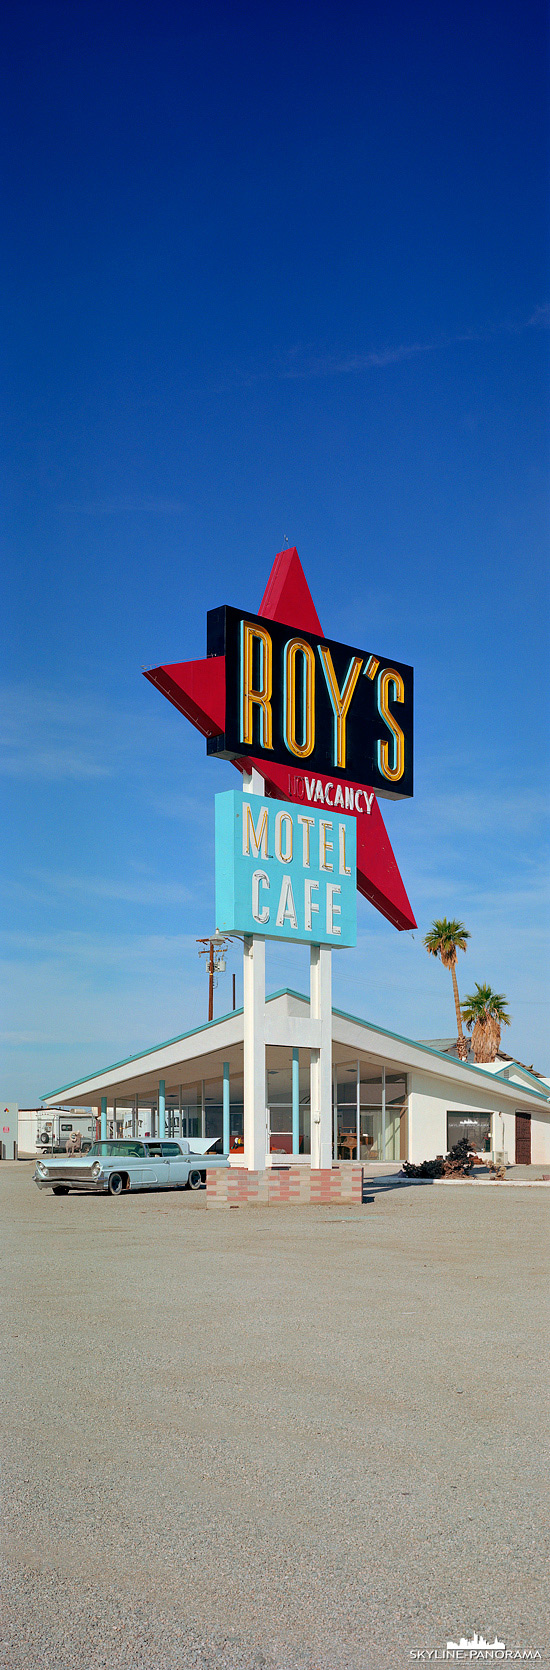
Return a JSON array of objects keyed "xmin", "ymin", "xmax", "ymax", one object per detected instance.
[{"xmin": 33, "ymin": 1170, "xmax": 107, "ymax": 1192}]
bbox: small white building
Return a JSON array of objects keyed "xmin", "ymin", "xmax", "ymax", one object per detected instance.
[{"xmin": 40, "ymin": 989, "xmax": 550, "ymax": 1170}]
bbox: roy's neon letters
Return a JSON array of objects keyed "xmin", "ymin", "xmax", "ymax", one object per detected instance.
[{"xmin": 206, "ymin": 606, "xmax": 413, "ymax": 801}]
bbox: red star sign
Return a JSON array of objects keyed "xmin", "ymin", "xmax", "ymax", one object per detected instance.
[{"xmin": 144, "ymin": 548, "xmax": 416, "ymax": 930}]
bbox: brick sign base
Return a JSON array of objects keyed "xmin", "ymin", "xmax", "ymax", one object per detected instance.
[{"xmin": 206, "ymin": 1163, "xmax": 363, "ymax": 1209}]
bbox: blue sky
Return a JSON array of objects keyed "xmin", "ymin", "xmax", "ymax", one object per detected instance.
[{"xmin": 2, "ymin": 0, "xmax": 549, "ymax": 1102}]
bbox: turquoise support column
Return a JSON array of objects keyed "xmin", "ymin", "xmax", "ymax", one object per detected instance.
[
  {"xmin": 100, "ymin": 1096, "xmax": 107, "ymax": 1141},
  {"xmin": 159, "ymin": 1079, "xmax": 165, "ymax": 1140},
  {"xmin": 292, "ymin": 1049, "xmax": 300, "ymax": 1155},
  {"xmin": 223, "ymin": 1061, "xmax": 230, "ymax": 1156}
]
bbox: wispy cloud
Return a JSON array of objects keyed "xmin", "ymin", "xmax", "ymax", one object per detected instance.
[
  {"xmin": 58, "ymin": 495, "xmax": 188, "ymax": 516},
  {"xmin": 409, "ymin": 786, "xmax": 550, "ymax": 840},
  {"xmin": 522, "ymin": 302, "xmax": 550, "ymax": 329},
  {"xmin": 0, "ymin": 684, "xmax": 112, "ymax": 781},
  {"xmin": 248, "ymin": 303, "xmax": 550, "ymax": 384},
  {"xmin": 0, "ymin": 927, "xmax": 198, "ymax": 962},
  {"xmin": 0, "ymin": 926, "xmax": 221, "ymax": 1096},
  {"xmin": 0, "ymin": 1030, "xmax": 55, "ymax": 1046},
  {"xmin": 1, "ymin": 685, "xmax": 114, "ymax": 782},
  {"xmin": 276, "ymin": 340, "xmax": 433, "ymax": 380},
  {"xmin": 0, "ymin": 680, "xmax": 200, "ymax": 785},
  {"xmin": 29, "ymin": 871, "xmax": 193, "ymax": 907},
  {"xmin": 0, "ymin": 748, "xmax": 111, "ymax": 781},
  {"xmin": 150, "ymin": 790, "xmax": 214, "ymax": 825}
]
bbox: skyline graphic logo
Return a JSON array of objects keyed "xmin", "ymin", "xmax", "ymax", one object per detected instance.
[{"xmin": 409, "ymin": 1629, "xmax": 542, "ymax": 1661}]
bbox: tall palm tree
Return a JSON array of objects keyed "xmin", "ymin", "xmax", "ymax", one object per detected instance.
[
  {"xmin": 424, "ymin": 918, "xmax": 471, "ymax": 1060},
  {"xmin": 460, "ymin": 984, "xmax": 511, "ymax": 1064}
]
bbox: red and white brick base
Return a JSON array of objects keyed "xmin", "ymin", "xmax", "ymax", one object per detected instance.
[{"xmin": 206, "ymin": 1163, "xmax": 363, "ymax": 1208}]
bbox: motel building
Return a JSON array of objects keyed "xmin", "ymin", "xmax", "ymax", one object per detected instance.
[{"xmin": 39, "ymin": 987, "xmax": 550, "ymax": 1183}]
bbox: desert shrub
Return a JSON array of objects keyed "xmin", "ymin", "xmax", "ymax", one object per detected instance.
[{"xmin": 402, "ymin": 1135, "xmax": 480, "ymax": 1179}]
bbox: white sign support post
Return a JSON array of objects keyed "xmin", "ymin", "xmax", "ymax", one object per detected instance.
[
  {"xmin": 242, "ymin": 767, "xmax": 267, "ymax": 1171},
  {"xmin": 241, "ymin": 767, "xmax": 334, "ymax": 1173},
  {"xmin": 309, "ymin": 944, "xmax": 333, "ymax": 1168}
]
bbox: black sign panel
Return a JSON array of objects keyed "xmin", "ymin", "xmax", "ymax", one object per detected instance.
[{"xmin": 206, "ymin": 606, "xmax": 413, "ymax": 800}]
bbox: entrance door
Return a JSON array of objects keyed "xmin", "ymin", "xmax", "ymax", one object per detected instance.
[
  {"xmin": 266, "ymin": 1105, "xmax": 293, "ymax": 1155},
  {"xmin": 336, "ymin": 1109, "xmax": 357, "ymax": 1160},
  {"xmin": 515, "ymin": 1113, "xmax": 531, "ymax": 1165}
]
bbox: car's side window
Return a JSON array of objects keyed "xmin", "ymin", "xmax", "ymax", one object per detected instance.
[
  {"xmin": 161, "ymin": 1142, "xmax": 182, "ymax": 1157},
  {"xmin": 147, "ymin": 1144, "xmax": 163, "ymax": 1156}
]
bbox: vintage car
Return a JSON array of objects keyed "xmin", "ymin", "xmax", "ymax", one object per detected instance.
[{"xmin": 33, "ymin": 1137, "xmax": 229, "ymax": 1196}]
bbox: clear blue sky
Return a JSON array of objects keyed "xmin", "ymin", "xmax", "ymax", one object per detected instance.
[{"xmin": 2, "ymin": 0, "xmax": 549, "ymax": 1101}]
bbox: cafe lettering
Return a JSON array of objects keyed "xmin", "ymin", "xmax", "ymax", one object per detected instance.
[{"xmin": 215, "ymin": 791, "xmax": 357, "ymax": 947}]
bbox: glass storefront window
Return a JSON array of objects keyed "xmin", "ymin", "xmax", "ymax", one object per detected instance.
[
  {"xmin": 447, "ymin": 1112, "xmax": 491, "ymax": 1153},
  {"xmin": 359, "ymin": 1107, "xmax": 383, "ymax": 1162},
  {"xmin": 361, "ymin": 1070, "xmax": 384, "ymax": 1160},
  {"xmin": 229, "ymin": 1072, "xmax": 244, "ymax": 1151},
  {"xmin": 360, "ymin": 1071, "xmax": 383, "ymax": 1106},
  {"xmin": 138, "ymin": 1098, "xmax": 156, "ymax": 1138},
  {"xmin": 299, "ymin": 1060, "xmax": 311, "ymax": 1156},
  {"xmin": 181, "ymin": 1083, "xmax": 201, "ymax": 1142},
  {"xmin": 266, "ymin": 1050, "xmax": 310, "ymax": 1154},
  {"xmin": 334, "ymin": 1065, "xmax": 408, "ymax": 1161},
  {"xmin": 335, "ymin": 1065, "xmax": 384, "ymax": 1160},
  {"xmin": 166, "ymin": 1093, "xmax": 180, "ymax": 1136},
  {"xmin": 385, "ymin": 1073, "xmax": 407, "ymax": 1162},
  {"xmin": 335, "ymin": 1063, "xmax": 360, "ymax": 1160},
  {"xmin": 205, "ymin": 1078, "xmax": 223, "ymax": 1151}
]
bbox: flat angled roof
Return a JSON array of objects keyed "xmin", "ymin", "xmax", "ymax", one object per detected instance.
[
  {"xmin": 41, "ymin": 990, "xmax": 550, "ymax": 1110},
  {"xmin": 42, "ymin": 1005, "xmax": 245, "ymax": 1100},
  {"xmin": 330, "ymin": 1004, "xmax": 550, "ymax": 1103},
  {"xmin": 494, "ymin": 1060, "xmax": 548, "ymax": 1092}
]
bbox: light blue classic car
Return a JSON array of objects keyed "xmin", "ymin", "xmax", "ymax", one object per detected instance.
[{"xmin": 33, "ymin": 1137, "xmax": 229, "ymax": 1196}]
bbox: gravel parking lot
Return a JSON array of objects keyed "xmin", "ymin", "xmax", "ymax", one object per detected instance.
[{"xmin": 1, "ymin": 1163, "xmax": 548, "ymax": 1670}]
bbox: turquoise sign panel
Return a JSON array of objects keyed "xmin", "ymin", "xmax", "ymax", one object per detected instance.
[{"xmin": 215, "ymin": 789, "xmax": 357, "ymax": 947}]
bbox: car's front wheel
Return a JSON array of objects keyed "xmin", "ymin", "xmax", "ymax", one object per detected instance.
[
  {"xmin": 52, "ymin": 1184, "xmax": 69, "ymax": 1195},
  {"xmin": 108, "ymin": 1172, "xmax": 123, "ymax": 1196},
  {"xmin": 187, "ymin": 1169, "xmax": 204, "ymax": 1191}
]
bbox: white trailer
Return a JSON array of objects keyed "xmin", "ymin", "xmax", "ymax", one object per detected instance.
[{"xmin": 18, "ymin": 1107, "xmax": 95, "ymax": 1159}]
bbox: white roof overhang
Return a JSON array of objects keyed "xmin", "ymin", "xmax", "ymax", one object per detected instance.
[{"xmin": 41, "ymin": 990, "xmax": 550, "ymax": 1113}]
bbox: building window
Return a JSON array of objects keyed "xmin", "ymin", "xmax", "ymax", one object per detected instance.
[
  {"xmin": 334, "ymin": 1066, "xmax": 408, "ymax": 1162},
  {"xmin": 447, "ymin": 1112, "xmax": 491, "ymax": 1153},
  {"xmin": 229, "ymin": 1072, "xmax": 244, "ymax": 1150},
  {"xmin": 385, "ymin": 1073, "xmax": 407, "ymax": 1162},
  {"xmin": 180, "ymin": 1083, "xmax": 201, "ymax": 1141},
  {"xmin": 204, "ymin": 1079, "xmax": 223, "ymax": 1150},
  {"xmin": 266, "ymin": 1050, "xmax": 310, "ymax": 1155},
  {"xmin": 166, "ymin": 1093, "xmax": 180, "ymax": 1136},
  {"xmin": 137, "ymin": 1097, "xmax": 157, "ymax": 1138}
]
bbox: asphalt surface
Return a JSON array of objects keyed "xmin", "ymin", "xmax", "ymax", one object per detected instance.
[{"xmin": 1, "ymin": 1163, "xmax": 548, "ymax": 1670}]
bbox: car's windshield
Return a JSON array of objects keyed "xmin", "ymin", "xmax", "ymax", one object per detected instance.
[{"xmin": 88, "ymin": 1141, "xmax": 146, "ymax": 1158}]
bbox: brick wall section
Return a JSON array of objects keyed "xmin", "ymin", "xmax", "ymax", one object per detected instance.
[{"xmin": 206, "ymin": 1164, "xmax": 363, "ymax": 1208}]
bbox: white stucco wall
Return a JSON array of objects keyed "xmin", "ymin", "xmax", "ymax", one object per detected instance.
[
  {"xmin": 530, "ymin": 1111, "xmax": 550, "ymax": 1163},
  {"xmin": 407, "ymin": 1072, "xmax": 548, "ymax": 1166}
]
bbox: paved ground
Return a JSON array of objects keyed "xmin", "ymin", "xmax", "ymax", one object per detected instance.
[{"xmin": 1, "ymin": 1163, "xmax": 548, "ymax": 1670}]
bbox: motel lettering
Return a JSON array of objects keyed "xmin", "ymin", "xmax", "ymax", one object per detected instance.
[{"xmin": 215, "ymin": 790, "xmax": 357, "ymax": 947}]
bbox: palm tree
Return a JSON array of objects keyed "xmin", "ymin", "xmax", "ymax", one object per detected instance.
[
  {"xmin": 424, "ymin": 918, "xmax": 471, "ymax": 1060},
  {"xmin": 460, "ymin": 984, "xmax": 511, "ymax": 1063}
]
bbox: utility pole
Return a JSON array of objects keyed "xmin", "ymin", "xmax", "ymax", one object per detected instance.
[{"xmin": 197, "ymin": 931, "xmax": 231, "ymax": 1023}]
